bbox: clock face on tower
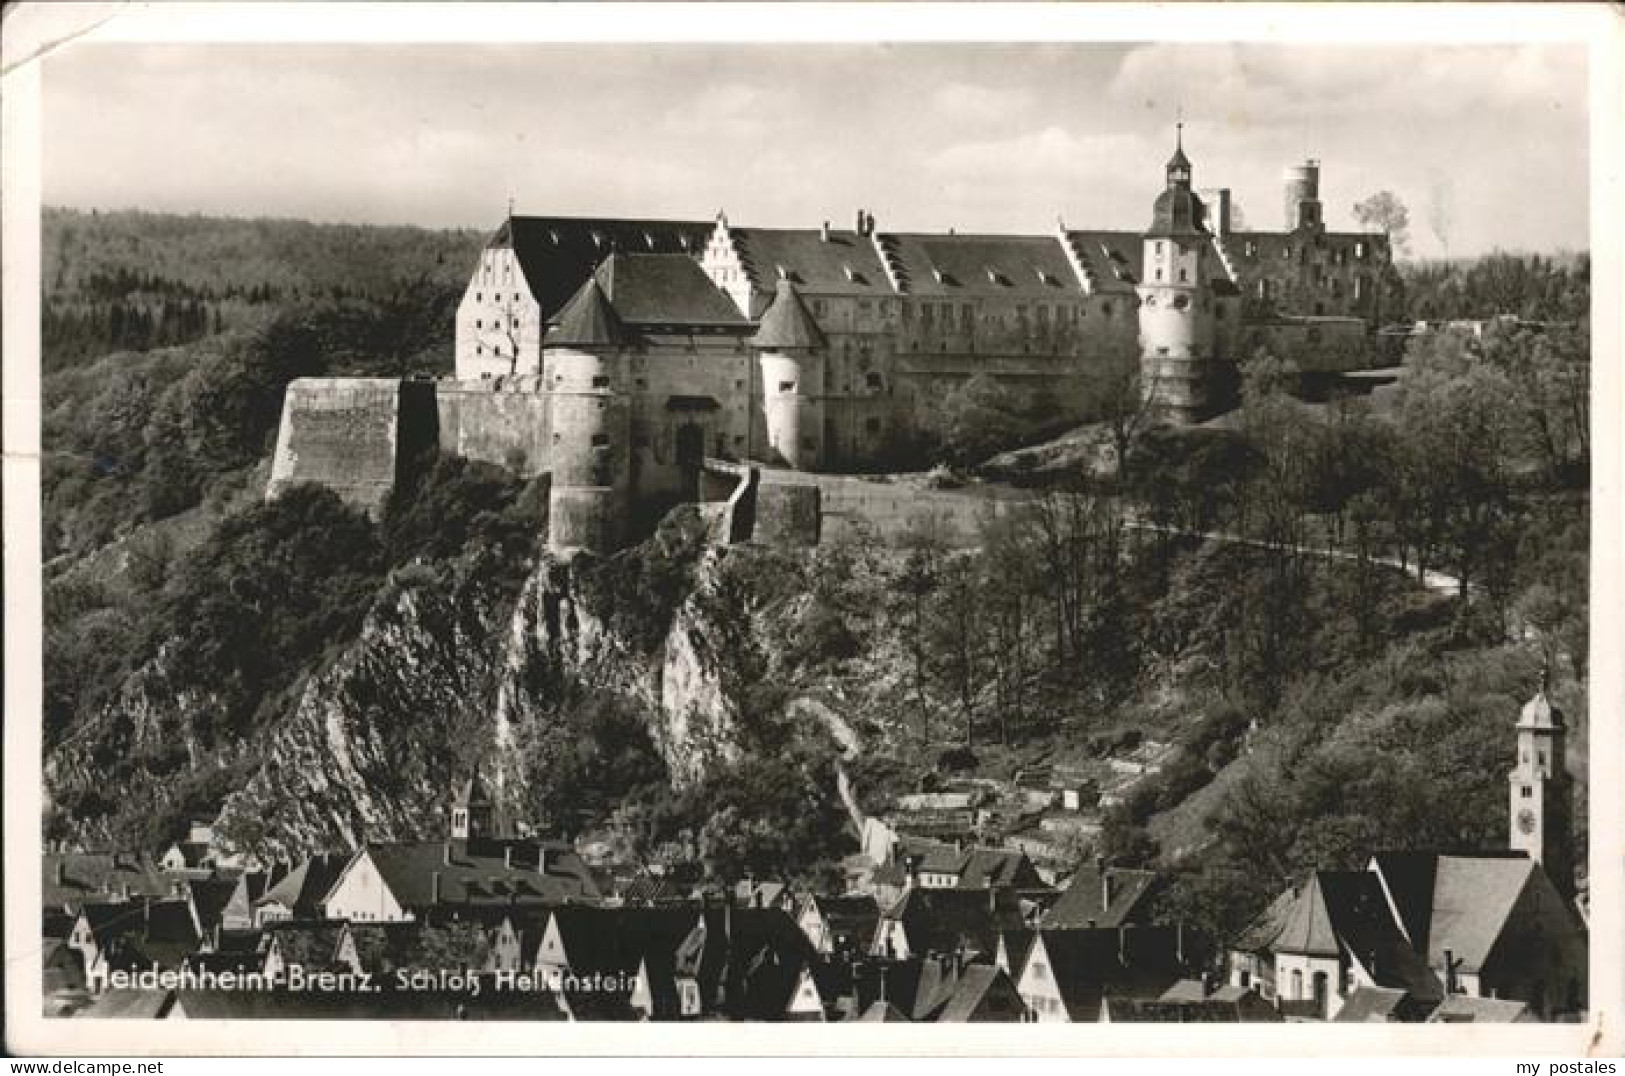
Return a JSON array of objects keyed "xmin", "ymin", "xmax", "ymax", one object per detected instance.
[{"xmin": 1517, "ymin": 808, "xmax": 1538, "ymax": 835}]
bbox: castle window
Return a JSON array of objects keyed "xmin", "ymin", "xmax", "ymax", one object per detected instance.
[
  {"xmin": 1157, "ymin": 347, "xmax": 1169, "ymax": 356},
  {"xmin": 1522, "ymin": 785, "xmax": 1532, "ymax": 798},
  {"xmin": 591, "ymin": 433, "xmax": 610, "ymax": 448},
  {"xmin": 1155, "ymin": 268, "xmax": 1163, "ymax": 282},
  {"xmin": 477, "ymin": 345, "xmax": 483, "ymax": 355},
  {"xmin": 779, "ymin": 381, "xmax": 796, "ymax": 393},
  {"xmin": 592, "ymin": 375, "xmax": 610, "ymax": 388},
  {"xmin": 476, "ymin": 319, "xmax": 483, "ymax": 328},
  {"xmin": 1155, "ymin": 241, "xmax": 1164, "ymax": 256},
  {"xmin": 1178, "ymin": 268, "xmax": 1188, "ymax": 283},
  {"xmin": 866, "ymin": 372, "xmax": 883, "ymax": 391}
]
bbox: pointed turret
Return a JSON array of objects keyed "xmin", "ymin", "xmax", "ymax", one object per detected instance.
[
  {"xmin": 751, "ymin": 279, "xmax": 826, "ymax": 351},
  {"xmin": 545, "ymin": 277, "xmax": 627, "ymax": 349}
]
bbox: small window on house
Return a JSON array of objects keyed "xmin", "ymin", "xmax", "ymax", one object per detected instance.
[
  {"xmin": 591, "ymin": 433, "xmax": 610, "ymax": 448},
  {"xmin": 1155, "ymin": 241, "xmax": 1164, "ymax": 256},
  {"xmin": 865, "ymin": 372, "xmax": 883, "ymax": 391},
  {"xmin": 1178, "ymin": 268, "xmax": 1188, "ymax": 283},
  {"xmin": 779, "ymin": 381, "xmax": 796, "ymax": 393},
  {"xmin": 1155, "ymin": 268, "xmax": 1163, "ymax": 281},
  {"xmin": 477, "ymin": 345, "xmax": 483, "ymax": 355},
  {"xmin": 1157, "ymin": 347, "xmax": 1169, "ymax": 356},
  {"xmin": 735, "ymin": 379, "xmax": 744, "ymax": 390},
  {"xmin": 592, "ymin": 375, "xmax": 610, "ymax": 388},
  {"xmin": 476, "ymin": 319, "xmax": 483, "ymax": 329},
  {"xmin": 1522, "ymin": 785, "xmax": 1532, "ymax": 798},
  {"xmin": 1102, "ymin": 303, "xmax": 1113, "ymax": 319}
]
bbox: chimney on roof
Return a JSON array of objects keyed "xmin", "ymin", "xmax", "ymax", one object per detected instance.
[
  {"xmin": 1443, "ymin": 946, "xmax": 1458, "ymax": 994},
  {"xmin": 54, "ymin": 861, "xmax": 64, "ymax": 886},
  {"xmin": 1118, "ymin": 925, "xmax": 1128, "ymax": 964},
  {"xmin": 821, "ymin": 221, "xmax": 831, "ymax": 243},
  {"xmin": 443, "ymin": 842, "xmax": 453, "ymax": 866},
  {"xmin": 504, "ymin": 846, "xmax": 513, "ymax": 869},
  {"xmin": 537, "ymin": 845, "xmax": 551, "ymax": 876},
  {"xmin": 1176, "ymin": 921, "xmax": 1185, "ymax": 966},
  {"xmin": 432, "ymin": 871, "xmax": 443, "ymax": 905}
]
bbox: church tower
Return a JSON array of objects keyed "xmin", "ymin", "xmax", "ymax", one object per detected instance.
[
  {"xmin": 451, "ymin": 769, "xmax": 494, "ymax": 843},
  {"xmin": 1137, "ymin": 124, "xmax": 1222, "ymax": 423},
  {"xmin": 1508, "ymin": 670, "xmax": 1574, "ymax": 898},
  {"xmin": 753, "ymin": 278, "xmax": 828, "ymax": 471}
]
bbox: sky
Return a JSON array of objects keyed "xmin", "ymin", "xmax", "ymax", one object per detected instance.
[{"xmin": 41, "ymin": 40, "xmax": 1590, "ymax": 259}]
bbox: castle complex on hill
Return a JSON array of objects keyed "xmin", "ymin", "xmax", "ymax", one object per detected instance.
[{"xmin": 268, "ymin": 128, "xmax": 1394, "ymax": 554}]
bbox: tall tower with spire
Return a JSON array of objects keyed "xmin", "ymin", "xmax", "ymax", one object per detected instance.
[
  {"xmin": 1509, "ymin": 669, "xmax": 1575, "ymax": 898},
  {"xmin": 1137, "ymin": 123, "xmax": 1225, "ymax": 423}
]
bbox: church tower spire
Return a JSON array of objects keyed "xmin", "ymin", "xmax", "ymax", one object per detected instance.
[{"xmin": 1509, "ymin": 666, "xmax": 1574, "ymax": 898}]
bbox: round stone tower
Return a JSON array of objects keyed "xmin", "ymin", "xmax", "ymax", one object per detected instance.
[
  {"xmin": 1283, "ymin": 159, "xmax": 1323, "ymax": 232},
  {"xmin": 1138, "ymin": 124, "xmax": 1221, "ymax": 423},
  {"xmin": 544, "ymin": 276, "xmax": 632, "ymax": 556},
  {"xmin": 753, "ymin": 278, "xmax": 828, "ymax": 471}
]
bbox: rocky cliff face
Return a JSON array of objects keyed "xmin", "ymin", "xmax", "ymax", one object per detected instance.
[{"xmin": 48, "ymin": 539, "xmax": 752, "ymax": 859}]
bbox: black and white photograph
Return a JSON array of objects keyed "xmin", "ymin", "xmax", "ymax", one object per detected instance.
[{"xmin": 3, "ymin": 1, "xmax": 1619, "ymax": 1056}]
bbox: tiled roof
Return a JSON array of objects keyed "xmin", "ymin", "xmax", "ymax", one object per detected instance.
[
  {"xmin": 1332, "ymin": 986, "xmax": 1412, "ymax": 1023},
  {"xmin": 43, "ymin": 852, "xmax": 175, "ymax": 909},
  {"xmin": 185, "ymin": 878, "xmax": 236, "ymax": 933},
  {"xmin": 751, "ymin": 280, "xmax": 827, "ymax": 350},
  {"xmin": 860, "ymin": 999, "xmax": 910, "ymax": 1021},
  {"xmin": 595, "ymin": 253, "xmax": 748, "ymax": 328},
  {"xmin": 547, "ymin": 905, "xmax": 700, "ymax": 977},
  {"xmin": 257, "ymin": 853, "xmax": 349, "ymax": 917},
  {"xmin": 544, "ymin": 277, "xmax": 628, "ymax": 350},
  {"xmin": 1421, "ymin": 855, "xmax": 1536, "ymax": 974},
  {"xmin": 262, "ymin": 919, "xmax": 348, "ymax": 968},
  {"xmin": 499, "ymin": 215, "xmax": 712, "ymax": 320},
  {"xmin": 808, "ymin": 894, "xmax": 881, "ymax": 950},
  {"xmin": 1272, "ymin": 874, "xmax": 1343, "ymax": 957},
  {"xmin": 1061, "ymin": 231, "xmax": 1143, "ymax": 294},
  {"xmin": 1034, "ymin": 926, "xmax": 1186, "ymax": 1022},
  {"xmin": 1043, "ymin": 865, "xmax": 1159, "ymax": 928},
  {"xmin": 1426, "ymin": 994, "xmax": 1532, "ymax": 1023},
  {"xmin": 359, "ymin": 839, "xmax": 598, "ymax": 911},
  {"xmin": 882, "ymin": 233, "xmax": 1082, "ymax": 299},
  {"xmin": 933, "ymin": 964, "xmax": 1022, "ymax": 1022},
  {"xmin": 730, "ymin": 227, "xmax": 893, "ymax": 298},
  {"xmin": 883, "ymin": 887, "xmax": 1025, "ymax": 960},
  {"xmin": 1232, "ymin": 887, "xmax": 1297, "ymax": 952}
]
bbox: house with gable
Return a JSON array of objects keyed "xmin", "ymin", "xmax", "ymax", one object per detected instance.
[
  {"xmin": 1015, "ymin": 926, "xmax": 1187, "ymax": 1023},
  {"xmin": 1226, "ymin": 681, "xmax": 1588, "ymax": 1023},
  {"xmin": 253, "ymin": 853, "xmax": 348, "ymax": 925}
]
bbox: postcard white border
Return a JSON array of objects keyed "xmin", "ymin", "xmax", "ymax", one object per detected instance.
[{"xmin": 4, "ymin": 0, "xmax": 1621, "ymax": 1057}]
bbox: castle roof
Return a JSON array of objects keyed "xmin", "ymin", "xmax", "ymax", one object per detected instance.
[
  {"xmin": 881, "ymin": 233, "xmax": 1084, "ymax": 299},
  {"xmin": 495, "ymin": 215, "xmax": 712, "ymax": 320},
  {"xmin": 728, "ymin": 226, "xmax": 894, "ymax": 297},
  {"xmin": 544, "ymin": 277, "xmax": 629, "ymax": 350},
  {"xmin": 1149, "ymin": 186, "xmax": 1209, "ymax": 237},
  {"xmin": 593, "ymin": 253, "xmax": 748, "ymax": 329},
  {"xmin": 751, "ymin": 280, "xmax": 826, "ymax": 350},
  {"xmin": 1060, "ymin": 230, "xmax": 1144, "ymax": 294}
]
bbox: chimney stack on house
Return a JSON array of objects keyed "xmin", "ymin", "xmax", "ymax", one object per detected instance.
[
  {"xmin": 1098, "ymin": 855, "xmax": 1114, "ymax": 911},
  {"xmin": 821, "ymin": 221, "xmax": 831, "ymax": 243},
  {"xmin": 1443, "ymin": 946, "xmax": 1458, "ymax": 994},
  {"xmin": 442, "ymin": 842, "xmax": 453, "ymax": 866},
  {"xmin": 54, "ymin": 860, "xmax": 65, "ymax": 886},
  {"xmin": 504, "ymin": 846, "xmax": 513, "ymax": 869},
  {"xmin": 431, "ymin": 871, "xmax": 443, "ymax": 905}
]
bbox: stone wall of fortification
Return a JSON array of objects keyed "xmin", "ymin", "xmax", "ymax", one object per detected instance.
[
  {"xmin": 267, "ymin": 378, "xmax": 403, "ymax": 516},
  {"xmin": 434, "ymin": 378, "xmax": 552, "ymax": 477},
  {"xmin": 753, "ymin": 469, "xmax": 1029, "ymax": 549}
]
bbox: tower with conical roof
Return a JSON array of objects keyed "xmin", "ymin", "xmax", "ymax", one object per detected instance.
[
  {"xmin": 753, "ymin": 278, "xmax": 828, "ymax": 470},
  {"xmin": 1137, "ymin": 123, "xmax": 1224, "ymax": 423},
  {"xmin": 544, "ymin": 276, "xmax": 633, "ymax": 555},
  {"xmin": 1509, "ymin": 668, "xmax": 1574, "ymax": 898}
]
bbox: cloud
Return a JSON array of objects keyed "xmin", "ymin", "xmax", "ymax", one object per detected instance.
[{"xmin": 932, "ymin": 82, "xmax": 1036, "ymax": 124}]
